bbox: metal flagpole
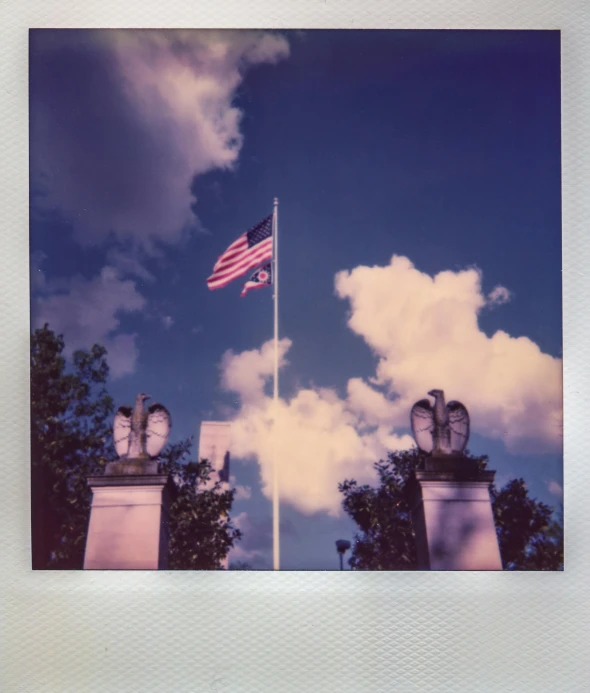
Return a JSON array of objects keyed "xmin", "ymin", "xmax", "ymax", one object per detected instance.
[{"xmin": 272, "ymin": 197, "xmax": 280, "ymax": 571}]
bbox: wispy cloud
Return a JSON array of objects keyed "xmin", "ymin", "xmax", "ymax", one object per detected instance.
[
  {"xmin": 487, "ymin": 285, "xmax": 512, "ymax": 307},
  {"xmin": 105, "ymin": 247, "xmax": 156, "ymax": 283},
  {"xmin": 234, "ymin": 485, "xmax": 252, "ymax": 501},
  {"xmin": 29, "ymin": 30, "xmax": 290, "ymax": 377},
  {"xmin": 33, "ymin": 266, "xmax": 146, "ymax": 378},
  {"xmin": 30, "ymin": 30, "xmax": 290, "ymax": 250},
  {"xmin": 547, "ymin": 480, "xmax": 563, "ymax": 498}
]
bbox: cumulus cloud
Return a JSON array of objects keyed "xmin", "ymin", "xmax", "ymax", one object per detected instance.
[
  {"xmin": 33, "ymin": 266, "xmax": 146, "ymax": 378},
  {"xmin": 487, "ymin": 285, "xmax": 512, "ymax": 307},
  {"xmin": 335, "ymin": 256, "xmax": 562, "ymax": 453},
  {"xmin": 221, "ymin": 341, "xmax": 413, "ymax": 516},
  {"xmin": 220, "ymin": 255, "xmax": 562, "ymax": 516},
  {"xmin": 30, "ymin": 29, "xmax": 289, "ymax": 249},
  {"xmin": 220, "ymin": 338, "xmax": 292, "ymax": 403}
]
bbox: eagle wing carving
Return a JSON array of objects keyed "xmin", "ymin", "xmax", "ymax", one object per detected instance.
[
  {"xmin": 113, "ymin": 406, "xmax": 133, "ymax": 458},
  {"xmin": 145, "ymin": 403, "xmax": 172, "ymax": 457},
  {"xmin": 410, "ymin": 399, "xmax": 435, "ymax": 453},
  {"xmin": 447, "ymin": 400, "xmax": 470, "ymax": 453}
]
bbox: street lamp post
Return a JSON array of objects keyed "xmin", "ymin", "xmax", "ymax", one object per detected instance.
[{"xmin": 335, "ymin": 539, "xmax": 351, "ymax": 570}]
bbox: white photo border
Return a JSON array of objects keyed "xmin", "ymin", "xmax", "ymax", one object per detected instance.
[{"xmin": 1, "ymin": 2, "xmax": 586, "ymax": 691}]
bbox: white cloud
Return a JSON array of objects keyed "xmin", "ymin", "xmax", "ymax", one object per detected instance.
[
  {"xmin": 547, "ymin": 480, "xmax": 563, "ymax": 498},
  {"xmin": 31, "ymin": 30, "xmax": 290, "ymax": 249},
  {"xmin": 221, "ymin": 340, "xmax": 413, "ymax": 516},
  {"xmin": 234, "ymin": 485, "xmax": 252, "ymax": 501},
  {"xmin": 487, "ymin": 285, "xmax": 512, "ymax": 306},
  {"xmin": 220, "ymin": 255, "xmax": 562, "ymax": 517},
  {"xmin": 335, "ymin": 255, "xmax": 562, "ymax": 453},
  {"xmin": 220, "ymin": 338, "xmax": 292, "ymax": 403},
  {"xmin": 30, "ymin": 30, "xmax": 290, "ymax": 379},
  {"xmin": 346, "ymin": 377, "xmax": 397, "ymax": 426},
  {"xmin": 33, "ymin": 266, "xmax": 146, "ymax": 378}
]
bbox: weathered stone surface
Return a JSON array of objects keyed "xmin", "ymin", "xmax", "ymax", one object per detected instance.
[
  {"xmin": 83, "ymin": 474, "xmax": 171, "ymax": 570},
  {"xmin": 410, "ymin": 456, "xmax": 503, "ymax": 571}
]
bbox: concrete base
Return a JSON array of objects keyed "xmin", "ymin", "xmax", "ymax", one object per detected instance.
[
  {"xmin": 410, "ymin": 456, "xmax": 503, "ymax": 571},
  {"xmin": 84, "ymin": 471, "xmax": 171, "ymax": 570}
]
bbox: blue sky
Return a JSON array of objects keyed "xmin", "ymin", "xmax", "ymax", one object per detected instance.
[{"xmin": 30, "ymin": 29, "xmax": 562, "ymax": 569}]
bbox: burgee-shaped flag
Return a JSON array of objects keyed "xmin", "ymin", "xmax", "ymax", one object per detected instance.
[{"xmin": 240, "ymin": 263, "xmax": 272, "ymax": 297}]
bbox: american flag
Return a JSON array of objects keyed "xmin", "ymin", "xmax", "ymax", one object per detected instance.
[
  {"xmin": 240, "ymin": 263, "xmax": 272, "ymax": 297},
  {"xmin": 207, "ymin": 215, "xmax": 273, "ymax": 290}
]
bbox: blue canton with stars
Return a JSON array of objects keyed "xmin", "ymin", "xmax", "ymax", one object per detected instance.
[{"xmin": 246, "ymin": 215, "xmax": 273, "ymax": 247}]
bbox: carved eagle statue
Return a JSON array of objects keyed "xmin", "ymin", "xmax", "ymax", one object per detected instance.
[
  {"xmin": 113, "ymin": 393, "xmax": 172, "ymax": 460},
  {"xmin": 410, "ymin": 389, "xmax": 469, "ymax": 456}
]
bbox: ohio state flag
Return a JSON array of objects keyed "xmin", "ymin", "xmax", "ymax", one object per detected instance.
[{"xmin": 240, "ymin": 263, "xmax": 272, "ymax": 297}]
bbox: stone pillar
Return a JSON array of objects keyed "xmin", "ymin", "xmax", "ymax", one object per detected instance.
[
  {"xmin": 410, "ymin": 456, "xmax": 503, "ymax": 571},
  {"xmin": 83, "ymin": 459, "xmax": 172, "ymax": 570}
]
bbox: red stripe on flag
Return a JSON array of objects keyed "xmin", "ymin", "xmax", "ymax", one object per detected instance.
[
  {"xmin": 213, "ymin": 236, "xmax": 248, "ymax": 271},
  {"xmin": 207, "ymin": 238, "xmax": 273, "ymax": 290},
  {"xmin": 241, "ymin": 281, "xmax": 269, "ymax": 297}
]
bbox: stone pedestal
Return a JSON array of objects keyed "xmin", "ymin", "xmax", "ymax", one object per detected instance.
[
  {"xmin": 83, "ymin": 460, "xmax": 172, "ymax": 570},
  {"xmin": 410, "ymin": 456, "xmax": 503, "ymax": 571}
]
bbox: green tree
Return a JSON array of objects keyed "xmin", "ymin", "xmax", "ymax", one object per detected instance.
[
  {"xmin": 339, "ymin": 449, "xmax": 563, "ymax": 571},
  {"xmin": 31, "ymin": 325, "xmax": 241, "ymax": 570},
  {"xmin": 31, "ymin": 324, "xmax": 114, "ymax": 569},
  {"xmin": 160, "ymin": 439, "xmax": 242, "ymax": 570},
  {"xmin": 526, "ymin": 504, "xmax": 563, "ymax": 570},
  {"xmin": 491, "ymin": 482, "xmax": 563, "ymax": 570},
  {"xmin": 338, "ymin": 449, "xmax": 423, "ymax": 570}
]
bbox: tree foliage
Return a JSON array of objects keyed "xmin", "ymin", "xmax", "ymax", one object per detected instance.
[
  {"xmin": 339, "ymin": 449, "xmax": 563, "ymax": 571},
  {"xmin": 31, "ymin": 324, "xmax": 114, "ymax": 568},
  {"xmin": 339, "ymin": 449, "xmax": 422, "ymax": 570},
  {"xmin": 159, "ymin": 439, "xmax": 241, "ymax": 570},
  {"xmin": 491, "ymin": 480, "xmax": 563, "ymax": 570},
  {"xmin": 31, "ymin": 325, "xmax": 241, "ymax": 570}
]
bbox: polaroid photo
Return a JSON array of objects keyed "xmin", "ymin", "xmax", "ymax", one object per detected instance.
[
  {"xmin": 2, "ymin": 2, "xmax": 588, "ymax": 691},
  {"xmin": 28, "ymin": 27, "xmax": 563, "ymax": 573}
]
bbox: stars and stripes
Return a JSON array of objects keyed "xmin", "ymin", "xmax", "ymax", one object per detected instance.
[
  {"xmin": 207, "ymin": 215, "xmax": 273, "ymax": 290},
  {"xmin": 240, "ymin": 263, "xmax": 272, "ymax": 297},
  {"xmin": 205, "ymin": 200, "xmax": 280, "ymax": 569}
]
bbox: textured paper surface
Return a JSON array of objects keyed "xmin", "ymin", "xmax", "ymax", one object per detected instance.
[{"xmin": 1, "ymin": 2, "xmax": 588, "ymax": 691}]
